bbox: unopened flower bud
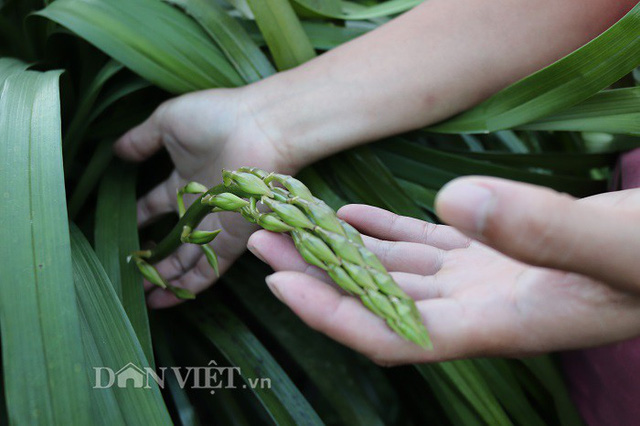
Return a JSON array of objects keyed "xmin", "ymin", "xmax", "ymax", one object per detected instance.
[
  {"xmin": 134, "ymin": 258, "xmax": 168, "ymax": 289},
  {"xmin": 182, "ymin": 181, "xmax": 208, "ymax": 194},
  {"xmin": 167, "ymin": 285, "xmax": 195, "ymax": 300},
  {"xmin": 238, "ymin": 167, "xmax": 268, "ymax": 179},
  {"xmin": 315, "ymin": 228, "xmax": 362, "ymax": 265},
  {"xmin": 263, "ymin": 198, "xmax": 314, "ymax": 229},
  {"xmin": 293, "ymin": 230, "xmax": 340, "ymax": 266},
  {"xmin": 258, "ymin": 214, "xmax": 294, "ymax": 232},
  {"xmin": 201, "ymin": 244, "xmax": 219, "ymax": 276},
  {"xmin": 183, "ymin": 229, "xmax": 221, "ymax": 245},
  {"xmin": 358, "ymin": 247, "xmax": 386, "ymax": 273},
  {"xmin": 339, "ymin": 220, "xmax": 364, "ymax": 245},
  {"xmin": 292, "ymin": 235, "xmax": 327, "ymax": 270},
  {"xmin": 327, "ymin": 265, "xmax": 365, "ymax": 296},
  {"xmin": 366, "ymin": 289, "xmax": 399, "ymax": 321},
  {"xmin": 294, "ymin": 199, "xmax": 345, "ymax": 236},
  {"xmin": 342, "ymin": 261, "xmax": 377, "ymax": 290},
  {"xmin": 371, "ymin": 270, "xmax": 408, "ymax": 299},
  {"xmin": 202, "ymin": 192, "xmax": 249, "ymax": 210},
  {"xmin": 223, "ymin": 170, "xmax": 272, "ymax": 196},
  {"xmin": 266, "ymin": 174, "xmax": 313, "ymax": 201}
]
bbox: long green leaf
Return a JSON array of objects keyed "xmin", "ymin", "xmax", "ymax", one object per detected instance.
[
  {"xmin": 166, "ymin": 0, "xmax": 275, "ymax": 83},
  {"xmin": 0, "ymin": 70, "xmax": 91, "ymax": 425},
  {"xmin": 378, "ymin": 139, "xmax": 608, "ymax": 196},
  {"xmin": 62, "ymin": 59, "xmax": 122, "ymax": 165},
  {"xmin": 37, "ymin": 0, "xmax": 243, "ymax": 93},
  {"xmin": 519, "ymin": 87, "xmax": 640, "ymax": 135},
  {"xmin": 71, "ymin": 226, "xmax": 172, "ymax": 425},
  {"xmin": 431, "ymin": 4, "xmax": 640, "ymax": 132},
  {"xmin": 225, "ymin": 258, "xmax": 390, "ymax": 425},
  {"xmin": 246, "ymin": 0, "xmax": 316, "ymax": 70},
  {"xmin": 95, "ymin": 162, "xmax": 154, "ymax": 366},
  {"xmin": 0, "ymin": 57, "xmax": 28, "ymax": 82},
  {"xmin": 182, "ymin": 299, "xmax": 323, "ymax": 426},
  {"xmin": 292, "ymin": 0, "xmax": 422, "ymax": 20}
]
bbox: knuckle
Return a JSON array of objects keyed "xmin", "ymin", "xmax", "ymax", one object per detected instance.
[
  {"xmin": 170, "ymin": 255, "xmax": 188, "ymax": 276},
  {"xmin": 418, "ymin": 221, "xmax": 437, "ymax": 245}
]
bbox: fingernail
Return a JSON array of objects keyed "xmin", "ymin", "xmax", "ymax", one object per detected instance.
[
  {"xmin": 247, "ymin": 244, "xmax": 266, "ymax": 263},
  {"xmin": 436, "ymin": 180, "xmax": 494, "ymax": 235},
  {"xmin": 265, "ymin": 275, "xmax": 283, "ymax": 302}
]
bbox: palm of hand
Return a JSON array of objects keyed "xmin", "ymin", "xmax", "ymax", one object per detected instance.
[
  {"xmin": 248, "ymin": 193, "xmax": 640, "ymax": 364},
  {"xmin": 115, "ymin": 89, "xmax": 287, "ymax": 307}
]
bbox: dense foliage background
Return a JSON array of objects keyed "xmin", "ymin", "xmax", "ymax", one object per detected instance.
[{"xmin": 1, "ymin": 0, "xmax": 639, "ymax": 424}]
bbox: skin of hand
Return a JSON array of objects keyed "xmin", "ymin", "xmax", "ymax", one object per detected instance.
[
  {"xmin": 247, "ymin": 177, "xmax": 640, "ymax": 365},
  {"xmin": 114, "ymin": 88, "xmax": 294, "ymax": 307},
  {"xmin": 115, "ymin": 0, "xmax": 636, "ymax": 307}
]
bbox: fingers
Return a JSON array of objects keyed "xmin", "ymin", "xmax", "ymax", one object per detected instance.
[
  {"xmin": 248, "ymin": 230, "xmax": 445, "ymax": 300},
  {"xmin": 265, "ymin": 271, "xmax": 432, "ymax": 364},
  {"xmin": 147, "ymin": 255, "xmax": 215, "ymax": 308},
  {"xmin": 248, "ymin": 230, "xmax": 445, "ymax": 277},
  {"xmin": 114, "ymin": 102, "xmax": 170, "ymax": 161},
  {"xmin": 361, "ymin": 235, "xmax": 444, "ymax": 275},
  {"xmin": 247, "ymin": 231, "xmax": 332, "ymax": 284},
  {"xmin": 338, "ymin": 204, "xmax": 471, "ymax": 250},
  {"xmin": 435, "ymin": 176, "xmax": 640, "ymax": 291},
  {"xmin": 265, "ymin": 271, "xmax": 508, "ymax": 364}
]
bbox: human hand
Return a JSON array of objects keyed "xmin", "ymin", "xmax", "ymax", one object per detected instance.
[
  {"xmin": 247, "ymin": 177, "xmax": 640, "ymax": 365},
  {"xmin": 114, "ymin": 87, "xmax": 295, "ymax": 308}
]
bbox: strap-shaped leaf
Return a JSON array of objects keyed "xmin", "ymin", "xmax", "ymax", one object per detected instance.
[
  {"xmin": 0, "ymin": 69, "xmax": 91, "ymax": 425},
  {"xmin": 37, "ymin": 0, "xmax": 243, "ymax": 93},
  {"xmin": 71, "ymin": 225, "xmax": 172, "ymax": 425},
  {"xmin": 430, "ymin": 3, "xmax": 640, "ymax": 133},
  {"xmin": 95, "ymin": 162, "xmax": 155, "ymax": 366},
  {"xmin": 246, "ymin": 0, "xmax": 316, "ymax": 71},
  {"xmin": 167, "ymin": 0, "xmax": 275, "ymax": 83},
  {"xmin": 519, "ymin": 87, "xmax": 640, "ymax": 135},
  {"xmin": 292, "ymin": 0, "xmax": 423, "ymax": 20},
  {"xmin": 182, "ymin": 300, "xmax": 323, "ymax": 426}
]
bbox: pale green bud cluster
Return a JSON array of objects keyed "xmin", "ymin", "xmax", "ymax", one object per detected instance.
[
  {"xmin": 137, "ymin": 168, "xmax": 431, "ymax": 348},
  {"xmin": 214, "ymin": 168, "xmax": 430, "ymax": 348}
]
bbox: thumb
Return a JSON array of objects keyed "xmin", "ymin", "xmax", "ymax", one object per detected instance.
[
  {"xmin": 435, "ymin": 177, "xmax": 640, "ymax": 291},
  {"xmin": 113, "ymin": 102, "xmax": 170, "ymax": 161}
]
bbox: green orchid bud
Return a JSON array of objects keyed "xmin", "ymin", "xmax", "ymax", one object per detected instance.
[
  {"xmin": 392, "ymin": 319, "xmax": 431, "ymax": 349},
  {"xmin": 266, "ymin": 173, "xmax": 313, "ymax": 201},
  {"xmin": 263, "ymin": 198, "xmax": 314, "ymax": 229},
  {"xmin": 358, "ymin": 247, "xmax": 386, "ymax": 273},
  {"xmin": 201, "ymin": 244, "xmax": 219, "ymax": 276},
  {"xmin": 342, "ymin": 261, "xmax": 377, "ymax": 290},
  {"xmin": 167, "ymin": 285, "xmax": 195, "ymax": 300},
  {"xmin": 293, "ymin": 230, "xmax": 340, "ymax": 266},
  {"xmin": 184, "ymin": 229, "xmax": 221, "ymax": 245},
  {"xmin": 366, "ymin": 290, "xmax": 399, "ymax": 321},
  {"xmin": 182, "ymin": 181, "xmax": 208, "ymax": 194},
  {"xmin": 270, "ymin": 186, "xmax": 290, "ymax": 202},
  {"xmin": 360, "ymin": 293, "xmax": 385, "ymax": 318},
  {"xmin": 314, "ymin": 228, "xmax": 363, "ymax": 265},
  {"xmin": 327, "ymin": 265, "xmax": 365, "ymax": 295},
  {"xmin": 238, "ymin": 166, "xmax": 268, "ymax": 179},
  {"xmin": 134, "ymin": 258, "xmax": 168, "ymax": 289},
  {"xmin": 339, "ymin": 220, "xmax": 365, "ymax": 245},
  {"xmin": 240, "ymin": 206, "xmax": 257, "ymax": 224},
  {"xmin": 202, "ymin": 192, "xmax": 249, "ymax": 210},
  {"xmin": 371, "ymin": 270, "xmax": 408, "ymax": 299},
  {"xmin": 293, "ymin": 199, "xmax": 345, "ymax": 236},
  {"xmin": 292, "ymin": 236, "xmax": 327, "ymax": 271},
  {"xmin": 222, "ymin": 170, "xmax": 273, "ymax": 196},
  {"xmin": 257, "ymin": 213, "xmax": 294, "ymax": 232},
  {"xmin": 292, "ymin": 232, "xmax": 326, "ymax": 270}
]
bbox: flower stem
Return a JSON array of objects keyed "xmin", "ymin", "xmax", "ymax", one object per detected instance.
[{"xmin": 146, "ymin": 184, "xmax": 249, "ymax": 263}]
